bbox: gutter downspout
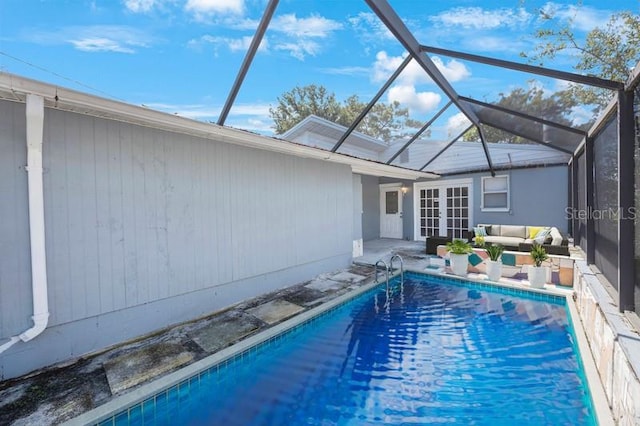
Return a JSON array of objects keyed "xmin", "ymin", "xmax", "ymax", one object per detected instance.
[{"xmin": 0, "ymin": 94, "xmax": 49, "ymax": 354}]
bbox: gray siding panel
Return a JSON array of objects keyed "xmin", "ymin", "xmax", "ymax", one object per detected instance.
[
  {"xmin": 361, "ymin": 175, "xmax": 380, "ymax": 241},
  {"xmin": 0, "ymin": 101, "xmax": 31, "ymax": 336},
  {"xmin": 434, "ymin": 166, "xmax": 569, "ymax": 233},
  {"xmin": 1, "ymin": 102, "xmax": 354, "ymax": 378},
  {"xmin": 352, "ymin": 175, "xmax": 362, "ymax": 241}
]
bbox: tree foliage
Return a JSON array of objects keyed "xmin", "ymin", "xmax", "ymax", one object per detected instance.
[
  {"xmin": 270, "ymin": 84, "xmax": 422, "ymax": 142},
  {"xmin": 463, "ymin": 86, "xmax": 576, "ymax": 142},
  {"xmin": 522, "ymin": 8, "xmax": 640, "ymax": 114}
]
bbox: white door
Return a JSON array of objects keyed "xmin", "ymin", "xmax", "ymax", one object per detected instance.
[
  {"xmin": 415, "ymin": 179, "xmax": 473, "ymax": 240},
  {"xmin": 380, "ymin": 185, "xmax": 403, "ymax": 239}
]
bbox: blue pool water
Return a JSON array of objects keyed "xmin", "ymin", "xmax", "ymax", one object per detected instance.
[{"xmin": 104, "ymin": 273, "xmax": 595, "ymax": 425}]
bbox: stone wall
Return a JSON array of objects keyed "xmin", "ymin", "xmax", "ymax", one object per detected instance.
[{"xmin": 573, "ymin": 261, "xmax": 640, "ymax": 425}]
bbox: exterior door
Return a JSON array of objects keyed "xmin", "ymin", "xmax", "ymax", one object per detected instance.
[
  {"xmin": 415, "ymin": 179, "xmax": 472, "ymax": 240},
  {"xmin": 380, "ymin": 185, "xmax": 403, "ymax": 239}
]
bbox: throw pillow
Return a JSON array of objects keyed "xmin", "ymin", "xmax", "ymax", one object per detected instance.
[
  {"xmin": 533, "ymin": 228, "xmax": 551, "ymax": 244},
  {"xmin": 473, "ymin": 226, "xmax": 487, "ymax": 237},
  {"xmin": 528, "ymin": 226, "xmax": 544, "ymax": 239}
]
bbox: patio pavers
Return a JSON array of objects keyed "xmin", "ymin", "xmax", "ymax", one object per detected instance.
[
  {"xmin": 246, "ymin": 299, "xmax": 305, "ymax": 325},
  {"xmin": 103, "ymin": 342, "xmax": 195, "ymax": 394},
  {"xmin": 190, "ymin": 313, "xmax": 262, "ymax": 353}
]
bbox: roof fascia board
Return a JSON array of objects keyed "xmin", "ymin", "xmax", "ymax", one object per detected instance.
[
  {"xmin": 420, "ymin": 45, "xmax": 623, "ymax": 91},
  {"xmin": 459, "ymin": 95, "xmax": 587, "ymax": 137},
  {"xmin": 0, "ymin": 72, "xmax": 436, "ymax": 180},
  {"xmin": 217, "ymin": 0, "xmax": 278, "ymax": 125},
  {"xmin": 365, "ymin": 0, "xmax": 481, "ymax": 127},
  {"xmin": 331, "ymin": 55, "xmax": 412, "ymax": 152},
  {"xmin": 386, "ymin": 100, "xmax": 452, "ymax": 164}
]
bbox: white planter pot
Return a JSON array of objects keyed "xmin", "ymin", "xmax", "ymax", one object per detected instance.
[
  {"xmin": 449, "ymin": 253, "xmax": 469, "ymax": 277},
  {"xmin": 528, "ymin": 266, "xmax": 547, "ymax": 288},
  {"xmin": 486, "ymin": 260, "xmax": 502, "ymax": 282}
]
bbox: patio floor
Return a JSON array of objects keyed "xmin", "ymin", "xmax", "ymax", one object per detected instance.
[{"xmin": 0, "ymin": 238, "xmax": 571, "ymax": 425}]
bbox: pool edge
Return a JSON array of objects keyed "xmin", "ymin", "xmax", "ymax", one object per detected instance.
[
  {"xmin": 62, "ymin": 277, "xmax": 386, "ymax": 426},
  {"xmin": 64, "ymin": 269, "xmax": 613, "ymax": 425}
]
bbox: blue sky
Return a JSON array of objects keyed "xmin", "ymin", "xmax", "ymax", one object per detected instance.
[{"xmin": 0, "ymin": 0, "xmax": 636, "ymax": 139}]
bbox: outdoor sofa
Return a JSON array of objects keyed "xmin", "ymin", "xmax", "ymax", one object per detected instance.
[{"xmin": 471, "ymin": 224, "xmax": 570, "ymax": 256}]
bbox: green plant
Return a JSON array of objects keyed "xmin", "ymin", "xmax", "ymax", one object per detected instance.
[
  {"xmin": 484, "ymin": 244, "xmax": 504, "ymax": 262},
  {"xmin": 530, "ymin": 243, "xmax": 549, "ymax": 267},
  {"xmin": 446, "ymin": 239, "xmax": 473, "ymax": 255}
]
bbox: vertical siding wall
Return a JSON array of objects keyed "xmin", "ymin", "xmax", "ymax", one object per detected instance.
[{"xmin": 0, "ymin": 100, "xmax": 353, "ymax": 378}]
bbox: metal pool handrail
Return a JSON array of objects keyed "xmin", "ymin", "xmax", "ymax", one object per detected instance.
[{"xmin": 390, "ymin": 254, "xmax": 404, "ymax": 285}]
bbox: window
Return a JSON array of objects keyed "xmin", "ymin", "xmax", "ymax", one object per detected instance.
[{"xmin": 481, "ymin": 175, "xmax": 509, "ymax": 212}]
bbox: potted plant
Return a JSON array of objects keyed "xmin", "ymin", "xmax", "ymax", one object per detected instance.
[
  {"xmin": 528, "ymin": 243, "xmax": 549, "ymax": 288},
  {"xmin": 446, "ymin": 239, "xmax": 473, "ymax": 276},
  {"xmin": 484, "ymin": 244, "xmax": 504, "ymax": 282}
]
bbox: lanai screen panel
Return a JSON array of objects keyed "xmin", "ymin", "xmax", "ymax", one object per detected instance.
[
  {"xmin": 592, "ymin": 116, "xmax": 619, "ymax": 290},
  {"xmin": 575, "ymin": 151, "xmax": 587, "ymax": 248},
  {"xmin": 459, "ymin": 99, "xmax": 584, "ymax": 152}
]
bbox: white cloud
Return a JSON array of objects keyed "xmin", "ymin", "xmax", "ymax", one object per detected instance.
[
  {"xmin": 446, "ymin": 113, "xmax": 472, "ymax": 138},
  {"xmin": 70, "ymin": 38, "xmax": 135, "ymax": 53},
  {"xmin": 387, "ymin": 85, "xmax": 441, "ymax": 114},
  {"xmin": 318, "ymin": 66, "xmax": 370, "ymax": 76},
  {"xmin": 185, "ymin": 0, "xmax": 244, "ymax": 19},
  {"xmin": 540, "ymin": 3, "xmax": 610, "ymax": 32},
  {"xmin": 372, "ymin": 51, "xmax": 470, "ymax": 85},
  {"xmin": 271, "ymin": 14, "xmax": 342, "ymax": 38},
  {"xmin": 25, "ymin": 25, "xmax": 152, "ymax": 53},
  {"xmin": 124, "ymin": 0, "xmax": 158, "ymax": 13},
  {"xmin": 431, "ymin": 7, "xmax": 531, "ymax": 29},
  {"xmin": 348, "ymin": 12, "xmax": 395, "ymax": 43},
  {"xmin": 190, "ymin": 34, "xmax": 268, "ymax": 53},
  {"xmin": 462, "ymin": 36, "xmax": 527, "ymax": 53},
  {"xmin": 274, "ymin": 40, "xmax": 321, "ymax": 61},
  {"xmin": 569, "ymin": 105, "xmax": 595, "ymax": 126},
  {"xmin": 191, "ymin": 13, "xmax": 341, "ymax": 60}
]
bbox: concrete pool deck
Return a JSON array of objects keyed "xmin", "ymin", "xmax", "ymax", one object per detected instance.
[{"xmin": 0, "ymin": 239, "xmax": 612, "ymax": 425}]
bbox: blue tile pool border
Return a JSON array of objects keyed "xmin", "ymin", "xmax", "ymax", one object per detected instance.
[{"xmin": 66, "ymin": 269, "xmax": 610, "ymax": 426}]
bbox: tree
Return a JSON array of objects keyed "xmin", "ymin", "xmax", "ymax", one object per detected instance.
[
  {"xmin": 463, "ymin": 86, "xmax": 577, "ymax": 142},
  {"xmin": 270, "ymin": 85, "xmax": 423, "ymax": 142},
  {"xmin": 522, "ymin": 9, "xmax": 640, "ymax": 115}
]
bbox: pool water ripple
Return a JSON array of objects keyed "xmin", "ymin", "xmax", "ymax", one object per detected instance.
[{"xmin": 115, "ymin": 276, "xmax": 595, "ymax": 425}]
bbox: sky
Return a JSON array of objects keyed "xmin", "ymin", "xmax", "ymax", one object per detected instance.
[{"xmin": 0, "ymin": 0, "xmax": 637, "ymax": 140}]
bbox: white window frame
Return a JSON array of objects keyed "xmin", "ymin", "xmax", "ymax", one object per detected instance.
[{"xmin": 481, "ymin": 175, "xmax": 510, "ymax": 212}]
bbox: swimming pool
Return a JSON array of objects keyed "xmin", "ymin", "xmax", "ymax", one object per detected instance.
[{"xmin": 83, "ymin": 272, "xmax": 597, "ymax": 425}]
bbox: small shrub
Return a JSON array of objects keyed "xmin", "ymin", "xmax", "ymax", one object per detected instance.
[
  {"xmin": 484, "ymin": 244, "xmax": 504, "ymax": 262},
  {"xmin": 446, "ymin": 239, "xmax": 473, "ymax": 255},
  {"xmin": 530, "ymin": 243, "xmax": 548, "ymax": 267}
]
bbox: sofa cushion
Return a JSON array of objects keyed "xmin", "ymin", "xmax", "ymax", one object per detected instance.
[
  {"xmin": 478, "ymin": 224, "xmax": 498, "ymax": 236},
  {"xmin": 527, "ymin": 226, "xmax": 547, "ymax": 239},
  {"xmin": 549, "ymin": 227, "xmax": 563, "ymax": 245},
  {"xmin": 533, "ymin": 228, "xmax": 551, "ymax": 244},
  {"xmin": 500, "ymin": 225, "xmax": 526, "ymax": 238},
  {"xmin": 473, "ymin": 226, "xmax": 488, "ymax": 237},
  {"xmin": 483, "ymin": 236, "xmax": 525, "ymax": 247}
]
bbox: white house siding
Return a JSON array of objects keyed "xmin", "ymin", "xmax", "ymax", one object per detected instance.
[{"xmin": 0, "ymin": 100, "xmax": 353, "ymax": 379}]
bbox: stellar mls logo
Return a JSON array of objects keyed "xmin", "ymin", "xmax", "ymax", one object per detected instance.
[{"xmin": 565, "ymin": 207, "xmax": 637, "ymax": 221}]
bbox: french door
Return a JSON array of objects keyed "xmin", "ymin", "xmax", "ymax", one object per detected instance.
[{"xmin": 415, "ymin": 179, "xmax": 472, "ymax": 240}]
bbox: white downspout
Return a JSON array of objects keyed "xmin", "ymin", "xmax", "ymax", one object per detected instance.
[{"xmin": 0, "ymin": 94, "xmax": 49, "ymax": 354}]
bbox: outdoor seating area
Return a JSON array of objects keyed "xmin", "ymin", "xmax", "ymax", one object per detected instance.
[{"xmin": 471, "ymin": 224, "xmax": 570, "ymax": 256}]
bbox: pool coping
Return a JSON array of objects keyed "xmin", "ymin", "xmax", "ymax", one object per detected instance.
[{"xmin": 64, "ymin": 268, "xmax": 614, "ymax": 426}]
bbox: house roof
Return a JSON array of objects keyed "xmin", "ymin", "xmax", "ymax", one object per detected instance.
[
  {"xmin": 0, "ymin": 72, "xmax": 436, "ymax": 181},
  {"xmin": 285, "ymin": 114, "xmax": 570, "ymax": 175}
]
